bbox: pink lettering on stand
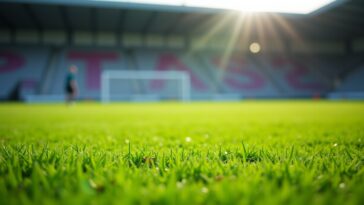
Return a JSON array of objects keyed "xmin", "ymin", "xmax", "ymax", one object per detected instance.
[
  {"xmin": 212, "ymin": 57, "xmax": 265, "ymax": 90},
  {"xmin": 272, "ymin": 58, "xmax": 322, "ymax": 90},
  {"xmin": 0, "ymin": 52, "xmax": 25, "ymax": 73},
  {"xmin": 68, "ymin": 52, "xmax": 118, "ymax": 90},
  {"xmin": 150, "ymin": 53, "xmax": 207, "ymax": 90}
]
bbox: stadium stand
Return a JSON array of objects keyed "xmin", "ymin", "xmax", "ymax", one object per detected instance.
[
  {"xmin": 0, "ymin": 47, "xmax": 50, "ymax": 100},
  {"xmin": 256, "ymin": 55, "xmax": 329, "ymax": 96},
  {"xmin": 134, "ymin": 50, "xmax": 216, "ymax": 99},
  {"xmin": 199, "ymin": 52, "xmax": 279, "ymax": 98},
  {"xmin": 337, "ymin": 66, "xmax": 364, "ymax": 92},
  {"xmin": 50, "ymin": 49, "xmax": 125, "ymax": 99},
  {"xmin": 1, "ymin": 47, "xmax": 352, "ymax": 100},
  {"xmin": 0, "ymin": 0, "xmax": 364, "ymax": 101},
  {"xmin": 328, "ymin": 64, "xmax": 364, "ymax": 99}
]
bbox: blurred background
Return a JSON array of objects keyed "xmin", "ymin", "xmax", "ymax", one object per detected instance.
[{"xmin": 0, "ymin": 0, "xmax": 363, "ymax": 102}]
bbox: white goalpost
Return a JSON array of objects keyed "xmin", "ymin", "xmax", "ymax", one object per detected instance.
[{"xmin": 101, "ymin": 70, "xmax": 191, "ymax": 102}]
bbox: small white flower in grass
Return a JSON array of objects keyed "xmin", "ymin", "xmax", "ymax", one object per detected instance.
[
  {"xmin": 224, "ymin": 151, "xmax": 228, "ymax": 155},
  {"xmin": 185, "ymin": 137, "xmax": 192, "ymax": 143},
  {"xmin": 158, "ymin": 184, "xmax": 166, "ymax": 191},
  {"xmin": 201, "ymin": 187, "xmax": 209, "ymax": 193},
  {"xmin": 106, "ymin": 135, "xmax": 114, "ymax": 141},
  {"xmin": 176, "ymin": 182, "xmax": 184, "ymax": 189},
  {"xmin": 89, "ymin": 179, "xmax": 97, "ymax": 189},
  {"xmin": 339, "ymin": 183, "xmax": 346, "ymax": 189},
  {"xmin": 141, "ymin": 188, "xmax": 149, "ymax": 196},
  {"xmin": 333, "ymin": 143, "xmax": 338, "ymax": 147},
  {"xmin": 152, "ymin": 136, "xmax": 160, "ymax": 142}
]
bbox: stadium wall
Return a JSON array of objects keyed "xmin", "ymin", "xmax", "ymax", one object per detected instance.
[
  {"xmin": 0, "ymin": 28, "xmax": 363, "ymax": 101},
  {"xmin": 2, "ymin": 44, "xmax": 359, "ymax": 102}
]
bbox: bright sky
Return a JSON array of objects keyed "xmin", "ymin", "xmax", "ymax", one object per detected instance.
[{"xmin": 98, "ymin": 0, "xmax": 337, "ymax": 14}]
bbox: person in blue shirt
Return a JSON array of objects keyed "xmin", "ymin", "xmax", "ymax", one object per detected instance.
[{"xmin": 65, "ymin": 65, "xmax": 78, "ymax": 104}]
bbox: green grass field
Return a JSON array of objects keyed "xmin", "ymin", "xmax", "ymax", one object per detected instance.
[{"xmin": 0, "ymin": 101, "xmax": 363, "ymax": 205}]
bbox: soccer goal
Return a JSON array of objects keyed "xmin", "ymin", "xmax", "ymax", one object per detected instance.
[{"xmin": 101, "ymin": 70, "xmax": 191, "ymax": 102}]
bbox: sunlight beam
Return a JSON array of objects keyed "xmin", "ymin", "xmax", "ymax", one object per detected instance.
[
  {"xmin": 219, "ymin": 14, "xmax": 244, "ymax": 71},
  {"xmin": 186, "ymin": 13, "xmax": 234, "ymax": 56}
]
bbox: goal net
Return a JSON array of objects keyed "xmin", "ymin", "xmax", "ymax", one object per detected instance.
[{"xmin": 101, "ymin": 70, "xmax": 191, "ymax": 102}]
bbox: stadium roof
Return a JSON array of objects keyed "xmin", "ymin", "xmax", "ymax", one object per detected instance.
[
  {"xmin": 44, "ymin": 0, "xmax": 342, "ymax": 14},
  {"xmin": 0, "ymin": 0, "xmax": 363, "ymax": 40},
  {"xmin": 0, "ymin": 0, "xmax": 345, "ymax": 14}
]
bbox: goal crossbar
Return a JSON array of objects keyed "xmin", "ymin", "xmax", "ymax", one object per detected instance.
[{"xmin": 101, "ymin": 70, "xmax": 191, "ymax": 102}]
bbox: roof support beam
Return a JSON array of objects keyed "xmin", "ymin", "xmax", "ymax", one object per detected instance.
[
  {"xmin": 142, "ymin": 11, "xmax": 158, "ymax": 34},
  {"xmin": 90, "ymin": 8, "xmax": 97, "ymax": 45},
  {"xmin": 141, "ymin": 11, "xmax": 158, "ymax": 46},
  {"xmin": 0, "ymin": 13, "xmax": 15, "ymax": 44},
  {"xmin": 185, "ymin": 14, "xmax": 209, "ymax": 35},
  {"xmin": 59, "ymin": 6, "xmax": 72, "ymax": 45},
  {"xmin": 164, "ymin": 13, "xmax": 188, "ymax": 35},
  {"xmin": 23, "ymin": 4, "xmax": 43, "ymax": 43},
  {"xmin": 117, "ymin": 10, "xmax": 126, "ymax": 45}
]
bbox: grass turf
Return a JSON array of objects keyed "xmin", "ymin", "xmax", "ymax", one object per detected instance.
[{"xmin": 0, "ymin": 101, "xmax": 363, "ymax": 205}]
